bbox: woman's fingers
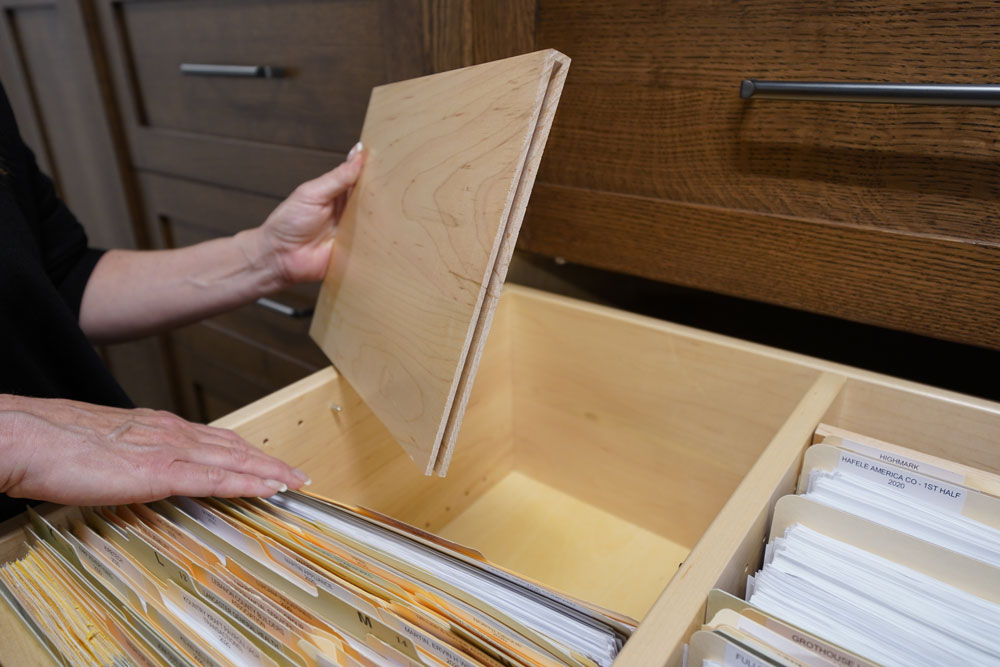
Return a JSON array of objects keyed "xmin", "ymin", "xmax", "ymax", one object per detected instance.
[
  {"xmin": 124, "ymin": 413, "xmax": 309, "ymax": 488},
  {"xmin": 294, "ymin": 144, "xmax": 364, "ymax": 203},
  {"xmin": 162, "ymin": 461, "xmax": 286, "ymax": 499},
  {"xmin": 170, "ymin": 438, "xmax": 307, "ymax": 489},
  {"xmin": 0, "ymin": 395, "xmax": 311, "ymax": 506}
]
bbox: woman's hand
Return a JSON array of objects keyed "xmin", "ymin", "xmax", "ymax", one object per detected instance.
[
  {"xmin": 255, "ymin": 142, "xmax": 365, "ymax": 287},
  {"xmin": 0, "ymin": 395, "xmax": 309, "ymax": 506},
  {"xmin": 79, "ymin": 145, "xmax": 365, "ymax": 345}
]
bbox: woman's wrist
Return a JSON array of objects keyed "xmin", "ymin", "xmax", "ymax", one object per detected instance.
[
  {"xmin": 233, "ymin": 227, "xmax": 292, "ymax": 294},
  {"xmin": 0, "ymin": 395, "xmax": 30, "ymax": 495}
]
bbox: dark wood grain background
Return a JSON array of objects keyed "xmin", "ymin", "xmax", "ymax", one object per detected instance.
[
  {"xmin": 4, "ymin": 0, "xmax": 997, "ymax": 416},
  {"xmin": 500, "ymin": 1, "xmax": 1000, "ymax": 350}
]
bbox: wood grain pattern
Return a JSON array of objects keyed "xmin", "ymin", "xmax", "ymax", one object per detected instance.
[
  {"xmin": 521, "ymin": 184, "xmax": 1000, "ymax": 349},
  {"xmin": 434, "ymin": 52, "xmax": 568, "ymax": 474},
  {"xmin": 311, "ymin": 50, "xmax": 567, "ymax": 474},
  {"xmin": 91, "ymin": 0, "xmax": 431, "ymax": 201},
  {"xmin": 104, "ymin": 0, "xmax": 423, "ymax": 153},
  {"xmin": 423, "ymin": 0, "xmax": 536, "ymax": 71},
  {"xmin": 522, "ymin": 0, "xmax": 1000, "ymax": 349}
]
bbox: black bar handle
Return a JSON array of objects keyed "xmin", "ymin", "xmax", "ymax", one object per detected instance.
[
  {"xmin": 256, "ymin": 297, "xmax": 314, "ymax": 319},
  {"xmin": 180, "ymin": 63, "xmax": 284, "ymax": 78},
  {"xmin": 740, "ymin": 79, "xmax": 1000, "ymax": 106}
]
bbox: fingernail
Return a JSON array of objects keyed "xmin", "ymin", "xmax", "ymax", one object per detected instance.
[
  {"xmin": 347, "ymin": 141, "xmax": 363, "ymax": 160},
  {"xmin": 292, "ymin": 468, "xmax": 311, "ymax": 485},
  {"xmin": 264, "ymin": 480, "xmax": 287, "ymax": 493}
]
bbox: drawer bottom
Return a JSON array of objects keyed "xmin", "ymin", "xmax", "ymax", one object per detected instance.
[{"xmin": 438, "ymin": 470, "xmax": 687, "ymax": 620}]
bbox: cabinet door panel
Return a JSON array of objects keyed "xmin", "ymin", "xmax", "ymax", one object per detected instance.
[
  {"xmin": 173, "ymin": 323, "xmax": 318, "ymax": 423},
  {"xmin": 0, "ymin": 0, "xmax": 136, "ymax": 249}
]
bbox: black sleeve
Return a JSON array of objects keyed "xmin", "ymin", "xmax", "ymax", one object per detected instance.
[{"xmin": 20, "ymin": 124, "xmax": 106, "ymax": 319}]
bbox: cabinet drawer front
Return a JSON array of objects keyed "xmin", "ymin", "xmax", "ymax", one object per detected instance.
[
  {"xmin": 108, "ymin": 0, "xmax": 422, "ymax": 152},
  {"xmin": 174, "ymin": 322, "xmax": 320, "ymax": 423},
  {"xmin": 523, "ymin": 1, "xmax": 1000, "ymax": 349}
]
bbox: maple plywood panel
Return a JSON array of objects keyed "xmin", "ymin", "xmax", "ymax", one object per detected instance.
[
  {"xmin": 435, "ymin": 55, "xmax": 569, "ymax": 475},
  {"xmin": 311, "ymin": 50, "xmax": 568, "ymax": 474}
]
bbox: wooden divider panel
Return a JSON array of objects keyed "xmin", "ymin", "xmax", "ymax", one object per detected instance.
[{"xmin": 310, "ymin": 50, "xmax": 568, "ymax": 474}]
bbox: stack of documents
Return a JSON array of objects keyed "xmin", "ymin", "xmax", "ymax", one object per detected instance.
[
  {"xmin": 687, "ymin": 425, "xmax": 1000, "ymax": 667},
  {"xmin": 0, "ymin": 491, "xmax": 633, "ymax": 667}
]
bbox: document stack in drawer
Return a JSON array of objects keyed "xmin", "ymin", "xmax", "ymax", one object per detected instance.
[
  {"xmin": 0, "ymin": 491, "xmax": 633, "ymax": 667},
  {"xmin": 687, "ymin": 425, "xmax": 1000, "ymax": 667}
]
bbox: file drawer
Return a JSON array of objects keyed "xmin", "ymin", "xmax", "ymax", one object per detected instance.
[{"xmin": 4, "ymin": 285, "xmax": 997, "ymax": 665}]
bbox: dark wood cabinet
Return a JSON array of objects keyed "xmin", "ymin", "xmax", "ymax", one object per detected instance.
[
  {"xmin": 93, "ymin": 0, "xmax": 430, "ymax": 195},
  {"xmin": 4, "ymin": 0, "xmax": 995, "ymax": 422},
  {"xmin": 519, "ymin": 0, "xmax": 1000, "ymax": 350}
]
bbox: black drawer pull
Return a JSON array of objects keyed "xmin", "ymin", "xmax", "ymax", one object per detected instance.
[
  {"xmin": 180, "ymin": 63, "xmax": 284, "ymax": 78},
  {"xmin": 740, "ymin": 79, "xmax": 1000, "ymax": 106},
  {"xmin": 256, "ymin": 297, "xmax": 314, "ymax": 319}
]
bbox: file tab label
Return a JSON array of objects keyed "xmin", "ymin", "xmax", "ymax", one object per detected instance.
[{"xmin": 837, "ymin": 451, "xmax": 968, "ymax": 513}]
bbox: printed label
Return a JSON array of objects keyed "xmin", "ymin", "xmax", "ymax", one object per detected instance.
[
  {"xmin": 759, "ymin": 617, "xmax": 877, "ymax": 667},
  {"xmin": 201, "ymin": 569, "xmax": 294, "ymax": 643},
  {"xmin": 733, "ymin": 616, "xmax": 831, "ymax": 667},
  {"xmin": 841, "ymin": 439, "xmax": 964, "ymax": 484},
  {"xmin": 379, "ymin": 610, "xmax": 479, "ymax": 667},
  {"xmin": 174, "ymin": 586, "xmax": 268, "ymax": 665},
  {"xmin": 837, "ymin": 451, "xmax": 969, "ymax": 513},
  {"xmin": 724, "ymin": 642, "xmax": 769, "ymax": 667}
]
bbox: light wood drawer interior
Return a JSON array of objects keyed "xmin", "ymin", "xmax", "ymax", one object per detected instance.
[
  {"xmin": 4, "ymin": 286, "xmax": 998, "ymax": 665},
  {"xmin": 819, "ymin": 377, "xmax": 1000, "ymax": 475},
  {"xmin": 214, "ymin": 286, "xmax": 822, "ymax": 622},
  {"xmin": 620, "ymin": 365, "xmax": 1000, "ymax": 665}
]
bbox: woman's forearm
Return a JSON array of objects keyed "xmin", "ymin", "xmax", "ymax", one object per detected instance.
[
  {"xmin": 78, "ymin": 148, "xmax": 362, "ymax": 345},
  {"xmin": 79, "ymin": 228, "xmax": 283, "ymax": 344}
]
